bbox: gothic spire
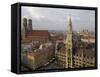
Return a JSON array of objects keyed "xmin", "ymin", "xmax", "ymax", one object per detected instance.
[{"xmin": 68, "ymin": 16, "xmax": 72, "ymax": 32}]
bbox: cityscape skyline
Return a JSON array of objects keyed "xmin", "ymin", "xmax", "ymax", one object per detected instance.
[
  {"xmin": 21, "ymin": 6, "xmax": 95, "ymax": 32},
  {"xmin": 21, "ymin": 14, "xmax": 95, "ymax": 70}
]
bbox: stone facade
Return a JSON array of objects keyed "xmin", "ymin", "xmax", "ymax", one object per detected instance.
[
  {"xmin": 22, "ymin": 43, "xmax": 55, "ymax": 70},
  {"xmin": 56, "ymin": 16, "xmax": 95, "ymax": 68}
]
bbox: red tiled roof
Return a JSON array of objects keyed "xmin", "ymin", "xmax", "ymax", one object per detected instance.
[{"xmin": 26, "ymin": 30, "xmax": 49, "ymax": 37}]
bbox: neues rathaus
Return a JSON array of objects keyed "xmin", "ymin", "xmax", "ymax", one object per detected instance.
[{"xmin": 56, "ymin": 16, "xmax": 95, "ymax": 68}]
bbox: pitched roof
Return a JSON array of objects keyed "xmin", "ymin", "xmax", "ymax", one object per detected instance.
[{"xmin": 26, "ymin": 30, "xmax": 49, "ymax": 37}]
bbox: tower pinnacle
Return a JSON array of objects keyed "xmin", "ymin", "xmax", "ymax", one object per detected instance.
[{"xmin": 68, "ymin": 16, "xmax": 72, "ymax": 32}]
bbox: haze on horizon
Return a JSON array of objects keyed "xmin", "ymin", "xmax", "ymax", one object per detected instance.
[{"xmin": 21, "ymin": 6, "xmax": 95, "ymax": 32}]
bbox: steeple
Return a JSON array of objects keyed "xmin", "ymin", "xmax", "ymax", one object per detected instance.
[
  {"xmin": 28, "ymin": 19, "xmax": 32, "ymax": 31},
  {"xmin": 68, "ymin": 16, "xmax": 72, "ymax": 32},
  {"xmin": 56, "ymin": 16, "xmax": 73, "ymax": 68},
  {"xmin": 65, "ymin": 16, "xmax": 73, "ymax": 68},
  {"xmin": 23, "ymin": 18, "xmax": 27, "ymax": 32},
  {"xmin": 22, "ymin": 18, "xmax": 27, "ymax": 40}
]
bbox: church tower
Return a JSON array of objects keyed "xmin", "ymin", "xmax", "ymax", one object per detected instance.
[
  {"xmin": 68, "ymin": 16, "xmax": 72, "ymax": 32},
  {"xmin": 27, "ymin": 19, "xmax": 32, "ymax": 31},
  {"xmin": 65, "ymin": 16, "xmax": 73, "ymax": 68},
  {"xmin": 22, "ymin": 18, "xmax": 27, "ymax": 40}
]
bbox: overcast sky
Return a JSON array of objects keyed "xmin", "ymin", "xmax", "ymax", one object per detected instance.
[{"xmin": 21, "ymin": 6, "xmax": 95, "ymax": 32}]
